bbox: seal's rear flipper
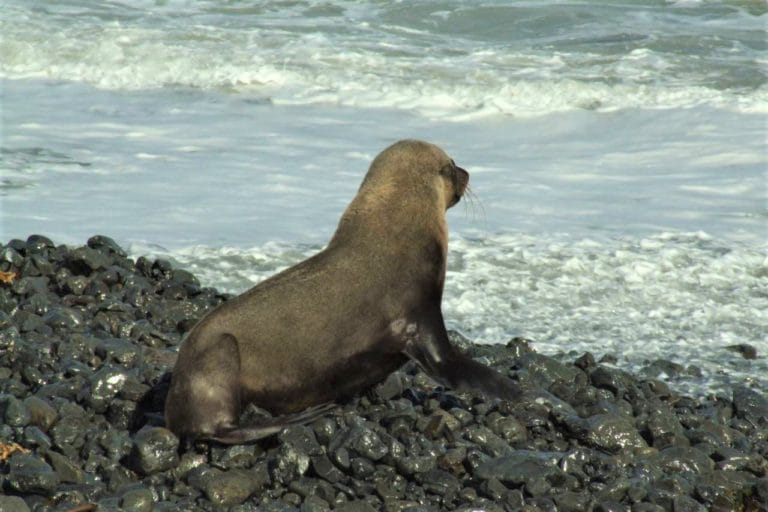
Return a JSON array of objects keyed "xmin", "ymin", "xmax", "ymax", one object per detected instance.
[{"xmin": 205, "ymin": 403, "xmax": 337, "ymax": 445}]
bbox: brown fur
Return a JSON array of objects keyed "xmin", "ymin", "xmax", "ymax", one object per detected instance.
[{"xmin": 165, "ymin": 140, "xmax": 515, "ymax": 444}]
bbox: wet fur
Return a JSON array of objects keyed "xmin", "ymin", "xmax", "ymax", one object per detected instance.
[{"xmin": 165, "ymin": 140, "xmax": 520, "ymax": 444}]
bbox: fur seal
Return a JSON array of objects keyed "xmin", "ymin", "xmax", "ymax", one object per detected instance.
[{"xmin": 165, "ymin": 139, "xmax": 521, "ymax": 444}]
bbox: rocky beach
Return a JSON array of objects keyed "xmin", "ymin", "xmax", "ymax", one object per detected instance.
[{"xmin": 0, "ymin": 235, "xmax": 765, "ymax": 512}]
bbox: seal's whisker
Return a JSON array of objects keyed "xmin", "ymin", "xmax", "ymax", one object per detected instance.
[{"xmin": 463, "ymin": 186, "xmax": 487, "ymax": 227}]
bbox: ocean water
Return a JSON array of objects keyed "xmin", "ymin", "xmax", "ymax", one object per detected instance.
[{"xmin": 1, "ymin": 0, "xmax": 766, "ymax": 396}]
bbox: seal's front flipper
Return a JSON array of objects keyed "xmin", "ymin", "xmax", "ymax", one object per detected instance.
[
  {"xmin": 402, "ymin": 313, "xmax": 522, "ymax": 402},
  {"xmin": 205, "ymin": 403, "xmax": 337, "ymax": 445}
]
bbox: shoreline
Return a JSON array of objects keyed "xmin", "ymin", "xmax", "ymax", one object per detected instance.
[{"xmin": 0, "ymin": 235, "xmax": 765, "ymax": 511}]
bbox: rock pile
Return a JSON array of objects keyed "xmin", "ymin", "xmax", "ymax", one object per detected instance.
[{"xmin": 0, "ymin": 235, "xmax": 765, "ymax": 511}]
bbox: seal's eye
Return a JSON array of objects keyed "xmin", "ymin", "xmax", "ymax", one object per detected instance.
[{"xmin": 439, "ymin": 163, "xmax": 455, "ymax": 177}]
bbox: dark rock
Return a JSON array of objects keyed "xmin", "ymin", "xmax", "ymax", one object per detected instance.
[
  {"xmin": 732, "ymin": 385, "xmax": 768, "ymax": 423},
  {"xmin": 6, "ymin": 452, "xmax": 61, "ymax": 495},
  {"xmin": 62, "ymin": 274, "xmax": 89, "ymax": 295},
  {"xmin": 67, "ymin": 246, "xmax": 112, "ymax": 275},
  {"xmin": 202, "ymin": 468, "xmax": 263, "ymax": 506},
  {"xmin": 646, "ymin": 403, "xmax": 689, "ymax": 449},
  {"xmin": 641, "ymin": 359, "xmax": 685, "ymax": 379},
  {"xmin": 335, "ymin": 501, "xmax": 378, "ymax": 512},
  {"xmin": 128, "ymin": 426, "xmax": 180, "ymax": 475},
  {"xmin": 564, "ymin": 413, "xmax": 647, "ymax": 452},
  {"xmin": 1, "ymin": 246, "xmax": 24, "ymax": 268},
  {"xmin": 0, "ymin": 496, "xmax": 31, "ymax": 512},
  {"xmin": 26, "ymin": 234, "xmax": 55, "ymax": 253},
  {"xmin": 473, "ymin": 450, "xmax": 565, "ymax": 487},
  {"xmin": 88, "ymin": 235, "xmax": 128, "ymax": 257},
  {"xmin": 95, "ymin": 337, "xmax": 141, "ymax": 367},
  {"xmin": 1, "ymin": 234, "xmax": 765, "ymax": 512},
  {"xmin": 120, "ymin": 485, "xmax": 154, "ymax": 512},
  {"xmin": 87, "ymin": 366, "xmax": 130, "ymax": 413},
  {"xmin": 724, "ymin": 343, "xmax": 758, "ymax": 359},
  {"xmin": 311, "ymin": 455, "xmax": 345, "ymax": 483},
  {"xmin": 43, "ymin": 306, "xmax": 83, "ymax": 330},
  {"xmin": 464, "ymin": 425, "xmax": 513, "ymax": 457},
  {"xmin": 375, "ymin": 372, "xmax": 405, "ymax": 401},
  {"xmin": 23, "ymin": 425, "xmax": 52, "ymax": 449},
  {"xmin": 345, "ymin": 426, "xmax": 389, "ymax": 461},
  {"xmin": 0, "ymin": 393, "xmax": 31, "ymax": 427},
  {"xmin": 46, "ymin": 449, "xmax": 85, "ymax": 484},
  {"xmin": 658, "ymin": 446, "xmax": 715, "ymax": 474}
]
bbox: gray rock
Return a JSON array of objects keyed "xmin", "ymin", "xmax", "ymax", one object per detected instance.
[
  {"xmin": 346, "ymin": 426, "xmax": 389, "ymax": 461},
  {"xmin": 1, "ymin": 246, "xmax": 24, "ymax": 267},
  {"xmin": 42, "ymin": 306, "xmax": 83, "ymax": 330},
  {"xmin": 582, "ymin": 413, "xmax": 647, "ymax": 452},
  {"xmin": 473, "ymin": 450, "xmax": 565, "ymax": 486},
  {"xmin": 203, "ymin": 468, "xmax": 266, "ymax": 507},
  {"xmin": 335, "ymin": 501, "xmax": 378, "ymax": 512},
  {"xmin": 87, "ymin": 366, "xmax": 129, "ymax": 413},
  {"xmin": 23, "ymin": 395, "xmax": 58, "ymax": 431},
  {"xmin": 732, "ymin": 385, "xmax": 768, "ymax": 423},
  {"xmin": 129, "ymin": 426, "xmax": 180, "ymax": 475},
  {"xmin": 464, "ymin": 425, "xmax": 513, "ymax": 457},
  {"xmin": 724, "ymin": 343, "xmax": 758, "ymax": 360},
  {"xmin": 6, "ymin": 452, "xmax": 60, "ymax": 495},
  {"xmin": 46, "ymin": 449, "xmax": 85, "ymax": 484},
  {"xmin": 120, "ymin": 485, "xmax": 155, "ymax": 512},
  {"xmin": 0, "ymin": 496, "xmax": 30, "ymax": 512},
  {"xmin": 311, "ymin": 454, "xmax": 345, "ymax": 483},
  {"xmin": 658, "ymin": 446, "xmax": 715, "ymax": 474},
  {"xmin": 647, "ymin": 403, "xmax": 689, "ymax": 449},
  {"xmin": 88, "ymin": 235, "xmax": 127, "ymax": 257},
  {"xmin": 0, "ymin": 393, "xmax": 31, "ymax": 427}
]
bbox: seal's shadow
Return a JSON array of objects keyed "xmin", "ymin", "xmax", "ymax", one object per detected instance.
[{"xmin": 130, "ymin": 371, "xmax": 172, "ymax": 432}]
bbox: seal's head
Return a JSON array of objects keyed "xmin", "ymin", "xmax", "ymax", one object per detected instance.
[{"xmin": 357, "ymin": 140, "xmax": 469, "ymax": 212}]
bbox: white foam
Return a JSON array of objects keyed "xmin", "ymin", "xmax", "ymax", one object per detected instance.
[
  {"xmin": 2, "ymin": 1, "xmax": 765, "ymax": 119},
  {"xmin": 133, "ymin": 232, "xmax": 768, "ymax": 397}
]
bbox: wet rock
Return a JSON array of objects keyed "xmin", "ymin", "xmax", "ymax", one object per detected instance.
[
  {"xmin": 1, "ymin": 246, "xmax": 24, "ymax": 268},
  {"xmin": 0, "ymin": 393, "xmax": 31, "ymax": 427},
  {"xmin": 473, "ymin": 450, "xmax": 565, "ymax": 487},
  {"xmin": 345, "ymin": 426, "xmax": 389, "ymax": 461},
  {"xmin": 590, "ymin": 366, "xmax": 637, "ymax": 397},
  {"xmin": 46, "ymin": 449, "xmax": 86, "ymax": 484},
  {"xmin": 120, "ymin": 485, "xmax": 155, "ymax": 512},
  {"xmin": 202, "ymin": 468, "xmax": 263, "ymax": 506},
  {"xmin": 732, "ymin": 385, "xmax": 768, "ymax": 423},
  {"xmin": 724, "ymin": 343, "xmax": 758, "ymax": 360},
  {"xmin": 88, "ymin": 234, "xmax": 128, "ymax": 257},
  {"xmin": 6, "ymin": 452, "xmax": 61, "ymax": 495},
  {"xmin": 87, "ymin": 366, "xmax": 130, "ymax": 413},
  {"xmin": 564, "ymin": 413, "xmax": 647, "ymax": 452},
  {"xmin": 42, "ymin": 306, "xmax": 83, "ymax": 330},
  {"xmin": 375, "ymin": 372, "xmax": 405, "ymax": 401},
  {"xmin": 658, "ymin": 446, "xmax": 715, "ymax": 474},
  {"xmin": 464, "ymin": 425, "xmax": 513, "ymax": 457},
  {"xmin": 311, "ymin": 455, "xmax": 345, "ymax": 483},
  {"xmin": 67, "ymin": 246, "xmax": 112, "ymax": 275},
  {"xmin": 128, "ymin": 426, "xmax": 180, "ymax": 475},
  {"xmin": 0, "ymin": 496, "xmax": 31, "ymax": 512},
  {"xmin": 26, "ymin": 234, "xmax": 55, "ymax": 254},
  {"xmin": 1, "ymin": 234, "xmax": 765, "ymax": 512},
  {"xmin": 646, "ymin": 403, "xmax": 689, "ymax": 449}
]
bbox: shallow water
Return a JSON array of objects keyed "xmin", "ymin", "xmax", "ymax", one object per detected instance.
[{"xmin": 1, "ymin": 0, "xmax": 766, "ymax": 396}]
